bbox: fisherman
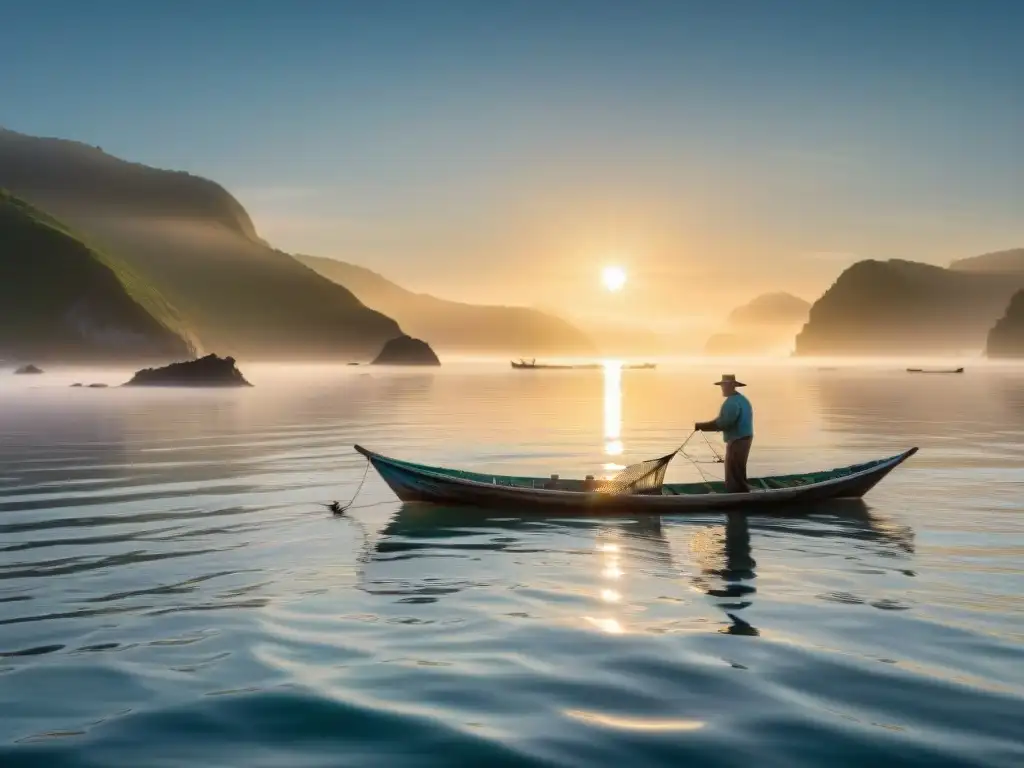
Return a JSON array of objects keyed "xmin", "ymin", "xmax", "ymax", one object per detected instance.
[{"xmin": 695, "ymin": 374, "xmax": 754, "ymax": 493}]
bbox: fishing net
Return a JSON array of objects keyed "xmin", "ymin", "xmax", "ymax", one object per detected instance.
[{"xmin": 599, "ymin": 451, "xmax": 677, "ymax": 495}]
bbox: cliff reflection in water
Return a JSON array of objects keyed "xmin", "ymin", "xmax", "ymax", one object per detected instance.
[{"xmin": 810, "ymin": 369, "xmax": 1023, "ymax": 447}]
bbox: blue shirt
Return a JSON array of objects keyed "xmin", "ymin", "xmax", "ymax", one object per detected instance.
[{"xmin": 717, "ymin": 392, "xmax": 753, "ymax": 443}]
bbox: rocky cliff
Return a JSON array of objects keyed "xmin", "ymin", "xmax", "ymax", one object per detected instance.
[
  {"xmin": 986, "ymin": 290, "xmax": 1024, "ymax": 358},
  {"xmin": 795, "ymin": 260, "xmax": 1024, "ymax": 356}
]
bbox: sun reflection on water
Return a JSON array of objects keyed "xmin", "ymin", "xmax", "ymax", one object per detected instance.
[
  {"xmin": 580, "ymin": 365, "xmax": 637, "ymax": 635},
  {"xmin": 583, "ymin": 616, "xmax": 625, "ymax": 634},
  {"xmin": 603, "ymin": 360, "xmax": 623, "ymax": 460},
  {"xmin": 588, "ymin": 529, "xmax": 628, "ymax": 633},
  {"xmin": 602, "ymin": 564, "xmax": 624, "ymax": 580},
  {"xmin": 564, "ymin": 710, "xmax": 706, "ymax": 731}
]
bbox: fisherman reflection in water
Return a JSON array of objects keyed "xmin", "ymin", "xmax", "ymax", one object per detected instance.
[
  {"xmin": 695, "ymin": 374, "xmax": 754, "ymax": 493},
  {"xmin": 682, "ymin": 510, "xmax": 759, "ymax": 636}
]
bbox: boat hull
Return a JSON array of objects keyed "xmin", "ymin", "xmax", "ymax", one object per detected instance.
[{"xmin": 353, "ymin": 446, "xmax": 918, "ymax": 514}]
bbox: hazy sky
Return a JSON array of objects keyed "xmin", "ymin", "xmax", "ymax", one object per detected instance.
[{"xmin": 2, "ymin": 1, "xmax": 1022, "ymax": 327}]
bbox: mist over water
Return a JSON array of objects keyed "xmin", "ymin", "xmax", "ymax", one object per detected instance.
[{"xmin": 1, "ymin": 360, "xmax": 1022, "ymax": 767}]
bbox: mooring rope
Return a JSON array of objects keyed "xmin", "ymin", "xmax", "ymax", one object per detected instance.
[{"xmin": 322, "ymin": 458, "xmax": 371, "ymax": 516}]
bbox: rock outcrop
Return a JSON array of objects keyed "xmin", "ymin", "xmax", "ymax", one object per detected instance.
[
  {"xmin": 986, "ymin": 290, "xmax": 1024, "ymax": 358},
  {"xmin": 371, "ymin": 335, "xmax": 441, "ymax": 366},
  {"xmin": 794, "ymin": 260, "xmax": 1024, "ymax": 356},
  {"xmin": 124, "ymin": 354, "xmax": 252, "ymax": 387},
  {"xmin": 14, "ymin": 364, "xmax": 43, "ymax": 374}
]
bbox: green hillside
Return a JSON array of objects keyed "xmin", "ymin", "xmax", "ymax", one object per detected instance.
[
  {"xmin": 0, "ymin": 128, "xmax": 259, "ymax": 240},
  {"xmin": 0, "ymin": 129, "xmax": 404, "ymax": 359},
  {"xmin": 0, "ymin": 190, "xmax": 194, "ymax": 362},
  {"xmin": 296, "ymin": 254, "xmax": 595, "ymax": 355}
]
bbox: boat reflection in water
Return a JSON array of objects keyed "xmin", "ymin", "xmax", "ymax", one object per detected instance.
[
  {"xmin": 362, "ymin": 500, "xmax": 915, "ymax": 638},
  {"xmin": 357, "ymin": 360, "xmax": 916, "ymax": 632}
]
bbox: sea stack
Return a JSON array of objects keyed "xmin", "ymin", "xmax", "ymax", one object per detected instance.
[
  {"xmin": 14, "ymin": 364, "xmax": 44, "ymax": 374},
  {"xmin": 371, "ymin": 335, "xmax": 441, "ymax": 366},
  {"xmin": 986, "ymin": 290, "xmax": 1024, "ymax": 358},
  {"xmin": 124, "ymin": 354, "xmax": 252, "ymax": 386}
]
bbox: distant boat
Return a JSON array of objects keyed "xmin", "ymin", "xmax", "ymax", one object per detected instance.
[
  {"xmin": 906, "ymin": 367, "xmax": 964, "ymax": 374},
  {"xmin": 511, "ymin": 359, "xmax": 656, "ymax": 370}
]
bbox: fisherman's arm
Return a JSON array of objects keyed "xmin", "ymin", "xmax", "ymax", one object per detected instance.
[{"xmin": 695, "ymin": 400, "xmax": 738, "ymax": 432}]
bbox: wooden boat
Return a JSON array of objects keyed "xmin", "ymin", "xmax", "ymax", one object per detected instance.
[
  {"xmin": 354, "ymin": 445, "xmax": 918, "ymax": 513},
  {"xmin": 511, "ymin": 360, "xmax": 656, "ymax": 370},
  {"xmin": 906, "ymin": 367, "xmax": 964, "ymax": 374}
]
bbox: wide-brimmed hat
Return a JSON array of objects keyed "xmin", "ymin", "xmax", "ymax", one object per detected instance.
[{"xmin": 714, "ymin": 374, "xmax": 746, "ymax": 387}]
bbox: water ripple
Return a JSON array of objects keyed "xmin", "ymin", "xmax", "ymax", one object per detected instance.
[{"xmin": 0, "ymin": 364, "xmax": 1022, "ymax": 766}]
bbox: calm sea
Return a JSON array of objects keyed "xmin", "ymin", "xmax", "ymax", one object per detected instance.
[{"xmin": 1, "ymin": 360, "xmax": 1022, "ymax": 767}]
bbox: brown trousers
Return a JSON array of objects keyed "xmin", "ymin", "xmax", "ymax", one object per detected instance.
[{"xmin": 724, "ymin": 437, "xmax": 752, "ymax": 493}]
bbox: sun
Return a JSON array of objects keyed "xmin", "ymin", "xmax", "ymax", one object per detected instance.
[{"xmin": 602, "ymin": 265, "xmax": 627, "ymax": 292}]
